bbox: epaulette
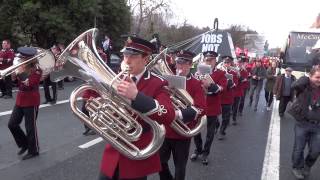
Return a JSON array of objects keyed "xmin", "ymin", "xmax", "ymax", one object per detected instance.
[{"xmin": 150, "ymin": 72, "xmax": 165, "ymax": 81}]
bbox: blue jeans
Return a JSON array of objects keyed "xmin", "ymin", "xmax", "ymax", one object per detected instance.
[{"xmin": 292, "ymin": 121, "xmax": 320, "ymax": 169}]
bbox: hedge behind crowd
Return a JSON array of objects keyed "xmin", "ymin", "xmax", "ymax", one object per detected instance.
[{"xmin": 0, "ymin": 0, "xmax": 130, "ymax": 51}]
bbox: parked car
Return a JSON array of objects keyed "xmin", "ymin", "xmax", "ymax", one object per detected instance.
[{"xmin": 108, "ymin": 54, "xmax": 121, "ymax": 73}]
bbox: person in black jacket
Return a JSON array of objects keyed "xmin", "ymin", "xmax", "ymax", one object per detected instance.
[{"xmin": 288, "ymin": 65, "xmax": 320, "ymax": 179}]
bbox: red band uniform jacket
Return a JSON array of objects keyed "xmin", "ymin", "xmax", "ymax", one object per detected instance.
[
  {"xmin": 239, "ymin": 68, "xmax": 249, "ymax": 91},
  {"xmin": 100, "ymin": 70, "xmax": 176, "ymax": 179},
  {"xmin": 164, "ymin": 75, "xmax": 206, "ymax": 140},
  {"xmin": 221, "ymin": 70, "xmax": 238, "ymax": 105},
  {"xmin": 231, "ymin": 70, "xmax": 242, "ymax": 97},
  {"xmin": 16, "ymin": 69, "xmax": 42, "ymax": 107},
  {"xmin": 205, "ymin": 68, "xmax": 227, "ymax": 116},
  {"xmin": 0, "ymin": 49, "xmax": 15, "ymax": 70}
]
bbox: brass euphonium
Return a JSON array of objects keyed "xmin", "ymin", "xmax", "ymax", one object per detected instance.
[
  {"xmin": 147, "ymin": 50, "xmax": 206, "ymax": 138},
  {"xmin": 51, "ymin": 28, "xmax": 165, "ymax": 160}
]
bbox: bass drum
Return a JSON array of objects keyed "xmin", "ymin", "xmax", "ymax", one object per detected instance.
[{"xmin": 36, "ymin": 48, "xmax": 56, "ymax": 79}]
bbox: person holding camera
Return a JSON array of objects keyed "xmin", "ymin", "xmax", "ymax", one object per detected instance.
[{"xmin": 288, "ymin": 65, "xmax": 320, "ymax": 179}]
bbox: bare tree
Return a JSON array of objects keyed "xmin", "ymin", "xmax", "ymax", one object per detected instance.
[{"xmin": 128, "ymin": 0, "xmax": 171, "ymax": 35}]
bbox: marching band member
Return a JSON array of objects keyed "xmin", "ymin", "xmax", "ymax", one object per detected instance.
[
  {"xmin": 98, "ymin": 36, "xmax": 176, "ymax": 180},
  {"xmin": 231, "ymin": 58, "xmax": 243, "ymax": 125},
  {"xmin": 0, "ymin": 39, "xmax": 15, "ymax": 98},
  {"xmin": 8, "ymin": 47, "xmax": 42, "ymax": 160},
  {"xmin": 218, "ymin": 56, "xmax": 238, "ymax": 139},
  {"xmin": 43, "ymin": 45, "xmax": 60, "ymax": 104},
  {"xmin": 237, "ymin": 59, "xmax": 250, "ymax": 116},
  {"xmin": 159, "ymin": 50, "xmax": 206, "ymax": 180},
  {"xmin": 190, "ymin": 51, "xmax": 227, "ymax": 165}
]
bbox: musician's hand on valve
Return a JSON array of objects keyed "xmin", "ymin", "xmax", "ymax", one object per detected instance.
[
  {"xmin": 117, "ymin": 77, "xmax": 138, "ymax": 100},
  {"xmin": 202, "ymin": 78, "xmax": 212, "ymax": 88},
  {"xmin": 22, "ymin": 78, "xmax": 29, "ymax": 86}
]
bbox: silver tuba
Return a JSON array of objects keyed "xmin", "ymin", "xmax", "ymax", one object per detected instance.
[
  {"xmin": 51, "ymin": 28, "xmax": 165, "ymax": 160},
  {"xmin": 0, "ymin": 48, "xmax": 55, "ymax": 79},
  {"xmin": 146, "ymin": 49, "xmax": 206, "ymax": 138}
]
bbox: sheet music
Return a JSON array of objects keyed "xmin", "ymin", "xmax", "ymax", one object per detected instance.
[{"xmin": 162, "ymin": 74, "xmax": 186, "ymax": 89}]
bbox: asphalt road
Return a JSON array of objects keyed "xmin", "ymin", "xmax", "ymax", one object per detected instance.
[{"xmin": 0, "ymin": 81, "xmax": 319, "ymax": 180}]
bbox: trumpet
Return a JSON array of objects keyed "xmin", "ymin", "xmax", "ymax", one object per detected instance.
[{"xmin": 51, "ymin": 28, "xmax": 165, "ymax": 160}]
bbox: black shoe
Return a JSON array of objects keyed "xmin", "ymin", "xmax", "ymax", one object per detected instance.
[
  {"xmin": 303, "ymin": 165, "xmax": 311, "ymax": 177},
  {"xmin": 22, "ymin": 152, "xmax": 39, "ymax": 160},
  {"xmin": 86, "ymin": 130, "xmax": 96, "ymax": 135},
  {"xmin": 218, "ymin": 133, "xmax": 225, "ymax": 140},
  {"xmin": 50, "ymin": 100, "xmax": 57, "ymax": 104},
  {"xmin": 43, "ymin": 100, "xmax": 51, "ymax": 104},
  {"xmin": 279, "ymin": 113, "xmax": 284, "ymax": 117},
  {"xmin": 291, "ymin": 168, "xmax": 304, "ymax": 179},
  {"xmin": 232, "ymin": 121, "xmax": 237, "ymax": 125},
  {"xmin": 83, "ymin": 129, "xmax": 91, "ymax": 135},
  {"xmin": 3, "ymin": 95, "xmax": 12, "ymax": 99},
  {"xmin": 58, "ymin": 87, "xmax": 64, "ymax": 90},
  {"xmin": 190, "ymin": 153, "xmax": 199, "ymax": 161},
  {"xmin": 201, "ymin": 155, "xmax": 208, "ymax": 165},
  {"xmin": 17, "ymin": 147, "xmax": 28, "ymax": 155}
]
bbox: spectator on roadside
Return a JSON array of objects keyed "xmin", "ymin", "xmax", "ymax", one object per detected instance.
[
  {"xmin": 102, "ymin": 35, "xmax": 112, "ymax": 61},
  {"xmin": 43, "ymin": 45, "xmax": 60, "ymax": 104},
  {"xmin": 264, "ymin": 61, "xmax": 278, "ymax": 111},
  {"xmin": 0, "ymin": 39, "xmax": 15, "ymax": 98},
  {"xmin": 273, "ymin": 67, "xmax": 296, "ymax": 117},
  {"xmin": 288, "ymin": 65, "xmax": 320, "ymax": 179},
  {"xmin": 97, "ymin": 47, "xmax": 108, "ymax": 64},
  {"xmin": 249, "ymin": 60, "xmax": 267, "ymax": 111},
  {"xmin": 57, "ymin": 43, "xmax": 65, "ymax": 89}
]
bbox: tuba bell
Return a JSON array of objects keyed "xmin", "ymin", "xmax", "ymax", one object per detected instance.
[
  {"xmin": 51, "ymin": 28, "xmax": 165, "ymax": 160},
  {"xmin": 146, "ymin": 49, "xmax": 206, "ymax": 138}
]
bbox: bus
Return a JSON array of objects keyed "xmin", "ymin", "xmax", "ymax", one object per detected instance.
[{"xmin": 281, "ymin": 29, "xmax": 320, "ymax": 78}]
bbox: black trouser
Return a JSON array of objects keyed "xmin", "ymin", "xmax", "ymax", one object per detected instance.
[
  {"xmin": 279, "ymin": 96, "xmax": 291, "ymax": 114},
  {"xmin": 57, "ymin": 80, "xmax": 64, "ymax": 88},
  {"xmin": 0, "ymin": 75, "xmax": 12, "ymax": 96},
  {"xmin": 159, "ymin": 138, "xmax": 191, "ymax": 180},
  {"xmin": 98, "ymin": 168, "xmax": 147, "ymax": 180},
  {"xmin": 8, "ymin": 105, "xmax": 39, "ymax": 154},
  {"xmin": 232, "ymin": 97, "xmax": 241, "ymax": 122},
  {"xmin": 249, "ymin": 81, "xmax": 263, "ymax": 109},
  {"xmin": 264, "ymin": 90, "xmax": 273, "ymax": 107},
  {"xmin": 238, "ymin": 88, "xmax": 248, "ymax": 114},
  {"xmin": 193, "ymin": 116, "xmax": 218, "ymax": 156},
  {"xmin": 43, "ymin": 75, "xmax": 57, "ymax": 101},
  {"xmin": 82, "ymin": 101, "xmax": 91, "ymax": 131},
  {"xmin": 220, "ymin": 104, "xmax": 231, "ymax": 135}
]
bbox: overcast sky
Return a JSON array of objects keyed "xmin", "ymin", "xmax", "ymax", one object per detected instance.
[{"xmin": 171, "ymin": 0, "xmax": 319, "ymax": 48}]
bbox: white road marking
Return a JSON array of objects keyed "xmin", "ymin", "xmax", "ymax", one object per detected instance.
[
  {"xmin": 261, "ymin": 100, "xmax": 280, "ymax": 180},
  {"xmin": 0, "ymin": 99, "xmax": 70, "ymax": 117},
  {"xmin": 78, "ymin": 137, "xmax": 103, "ymax": 149}
]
